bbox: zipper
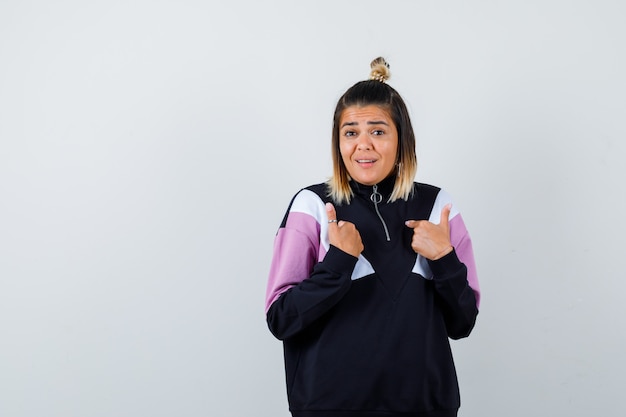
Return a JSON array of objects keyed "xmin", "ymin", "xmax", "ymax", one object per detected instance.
[{"xmin": 370, "ymin": 184, "xmax": 391, "ymax": 242}]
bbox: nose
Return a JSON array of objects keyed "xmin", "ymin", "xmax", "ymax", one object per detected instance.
[{"xmin": 356, "ymin": 133, "xmax": 372, "ymax": 150}]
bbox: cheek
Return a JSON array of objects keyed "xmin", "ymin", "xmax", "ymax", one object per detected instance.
[
  {"xmin": 391, "ymin": 144, "xmax": 400, "ymax": 160},
  {"xmin": 339, "ymin": 142, "xmax": 353, "ymax": 161},
  {"xmin": 383, "ymin": 141, "xmax": 399, "ymax": 160}
]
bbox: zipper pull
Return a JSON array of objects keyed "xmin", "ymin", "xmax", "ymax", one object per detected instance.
[
  {"xmin": 370, "ymin": 185, "xmax": 383, "ymax": 204},
  {"xmin": 371, "ymin": 185, "xmax": 391, "ymax": 241}
]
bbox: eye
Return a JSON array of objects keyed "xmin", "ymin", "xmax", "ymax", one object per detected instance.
[
  {"xmin": 343, "ymin": 130, "xmax": 357, "ymax": 138},
  {"xmin": 372, "ymin": 129, "xmax": 385, "ymax": 136}
]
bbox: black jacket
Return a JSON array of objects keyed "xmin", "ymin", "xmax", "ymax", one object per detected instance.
[{"xmin": 265, "ymin": 177, "xmax": 479, "ymax": 417}]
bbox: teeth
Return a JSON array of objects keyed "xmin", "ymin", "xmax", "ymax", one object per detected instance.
[{"xmin": 357, "ymin": 160, "xmax": 375, "ymax": 163}]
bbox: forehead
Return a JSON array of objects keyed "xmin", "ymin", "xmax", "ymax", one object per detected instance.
[{"xmin": 339, "ymin": 105, "xmax": 393, "ymax": 125}]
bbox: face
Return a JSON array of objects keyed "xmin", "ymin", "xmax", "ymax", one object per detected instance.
[{"xmin": 338, "ymin": 105, "xmax": 399, "ymax": 186}]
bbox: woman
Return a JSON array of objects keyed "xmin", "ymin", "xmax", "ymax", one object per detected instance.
[{"xmin": 265, "ymin": 57, "xmax": 480, "ymax": 417}]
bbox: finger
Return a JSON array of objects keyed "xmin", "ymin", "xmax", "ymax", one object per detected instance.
[
  {"xmin": 325, "ymin": 202, "xmax": 338, "ymax": 224},
  {"xmin": 439, "ymin": 204, "xmax": 452, "ymax": 228}
]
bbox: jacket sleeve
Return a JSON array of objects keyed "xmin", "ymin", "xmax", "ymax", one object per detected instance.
[
  {"xmin": 267, "ymin": 245, "xmax": 357, "ymax": 340},
  {"xmin": 428, "ymin": 247, "xmax": 478, "ymax": 339},
  {"xmin": 426, "ymin": 190, "xmax": 481, "ymax": 339},
  {"xmin": 265, "ymin": 190, "xmax": 357, "ymax": 340}
]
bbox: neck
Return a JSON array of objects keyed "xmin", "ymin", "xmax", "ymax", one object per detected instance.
[{"xmin": 351, "ymin": 174, "xmax": 396, "ymax": 199}]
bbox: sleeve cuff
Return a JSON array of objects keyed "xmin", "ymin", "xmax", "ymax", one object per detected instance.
[
  {"xmin": 428, "ymin": 248, "xmax": 465, "ymax": 277},
  {"xmin": 321, "ymin": 245, "xmax": 359, "ymax": 275}
]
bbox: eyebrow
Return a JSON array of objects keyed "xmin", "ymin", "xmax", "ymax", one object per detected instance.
[{"xmin": 340, "ymin": 120, "xmax": 389, "ymax": 128}]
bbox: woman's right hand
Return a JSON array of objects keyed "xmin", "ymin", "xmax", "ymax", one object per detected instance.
[{"xmin": 326, "ymin": 203, "xmax": 364, "ymax": 258}]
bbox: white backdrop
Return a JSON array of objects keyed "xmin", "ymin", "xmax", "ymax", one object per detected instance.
[{"xmin": 1, "ymin": 1, "xmax": 625, "ymax": 416}]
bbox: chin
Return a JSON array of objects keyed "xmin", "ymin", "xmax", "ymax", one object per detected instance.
[{"xmin": 355, "ymin": 177, "xmax": 379, "ymax": 186}]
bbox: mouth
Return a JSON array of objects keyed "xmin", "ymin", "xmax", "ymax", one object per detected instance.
[{"xmin": 356, "ymin": 159, "xmax": 376, "ymax": 163}]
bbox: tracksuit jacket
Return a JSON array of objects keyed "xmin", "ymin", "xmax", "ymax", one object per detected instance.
[{"xmin": 265, "ymin": 175, "xmax": 480, "ymax": 417}]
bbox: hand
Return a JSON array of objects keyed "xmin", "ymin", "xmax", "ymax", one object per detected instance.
[
  {"xmin": 326, "ymin": 202, "xmax": 364, "ymax": 258},
  {"xmin": 405, "ymin": 204, "xmax": 453, "ymax": 260}
]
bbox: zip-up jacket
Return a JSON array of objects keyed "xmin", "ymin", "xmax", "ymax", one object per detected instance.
[{"xmin": 265, "ymin": 176, "xmax": 480, "ymax": 417}]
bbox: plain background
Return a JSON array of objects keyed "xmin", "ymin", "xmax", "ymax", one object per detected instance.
[{"xmin": 1, "ymin": 1, "xmax": 625, "ymax": 416}]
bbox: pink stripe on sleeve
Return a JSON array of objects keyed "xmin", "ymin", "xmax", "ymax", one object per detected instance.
[
  {"xmin": 449, "ymin": 214, "xmax": 481, "ymax": 308},
  {"xmin": 265, "ymin": 212, "xmax": 321, "ymax": 313}
]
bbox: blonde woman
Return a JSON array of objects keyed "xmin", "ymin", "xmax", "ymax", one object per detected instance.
[{"xmin": 265, "ymin": 58, "xmax": 480, "ymax": 417}]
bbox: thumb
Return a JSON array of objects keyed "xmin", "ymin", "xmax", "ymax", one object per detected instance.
[
  {"xmin": 404, "ymin": 220, "xmax": 419, "ymax": 228},
  {"xmin": 439, "ymin": 204, "xmax": 452, "ymax": 228},
  {"xmin": 326, "ymin": 202, "xmax": 337, "ymax": 223}
]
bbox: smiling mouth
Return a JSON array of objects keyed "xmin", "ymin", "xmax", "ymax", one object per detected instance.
[{"xmin": 356, "ymin": 159, "xmax": 376, "ymax": 163}]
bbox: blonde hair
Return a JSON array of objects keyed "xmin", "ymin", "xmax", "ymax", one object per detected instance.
[
  {"xmin": 327, "ymin": 57, "xmax": 418, "ymax": 205},
  {"xmin": 369, "ymin": 57, "xmax": 391, "ymax": 82}
]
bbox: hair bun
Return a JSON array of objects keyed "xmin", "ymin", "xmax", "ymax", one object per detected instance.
[{"xmin": 370, "ymin": 57, "xmax": 390, "ymax": 83}]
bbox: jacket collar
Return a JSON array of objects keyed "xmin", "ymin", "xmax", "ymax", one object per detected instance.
[{"xmin": 351, "ymin": 173, "xmax": 396, "ymax": 201}]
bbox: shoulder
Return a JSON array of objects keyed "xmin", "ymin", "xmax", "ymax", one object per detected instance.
[
  {"xmin": 290, "ymin": 182, "xmax": 334, "ymax": 208},
  {"xmin": 283, "ymin": 182, "xmax": 327, "ymax": 207},
  {"xmin": 413, "ymin": 182, "xmax": 462, "ymax": 222},
  {"xmin": 291, "ymin": 184, "xmax": 327, "ymax": 211},
  {"xmin": 412, "ymin": 182, "xmax": 441, "ymax": 200},
  {"xmin": 276, "ymin": 183, "xmax": 329, "ymax": 229},
  {"xmin": 302, "ymin": 182, "xmax": 331, "ymax": 200},
  {"xmin": 407, "ymin": 182, "xmax": 463, "ymax": 220}
]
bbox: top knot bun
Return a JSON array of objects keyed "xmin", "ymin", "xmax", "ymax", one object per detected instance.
[{"xmin": 369, "ymin": 57, "xmax": 391, "ymax": 83}]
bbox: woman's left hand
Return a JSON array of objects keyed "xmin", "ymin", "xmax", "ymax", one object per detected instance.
[{"xmin": 405, "ymin": 204, "xmax": 453, "ymax": 260}]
